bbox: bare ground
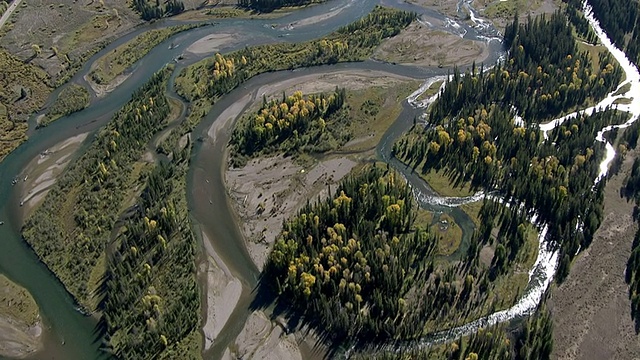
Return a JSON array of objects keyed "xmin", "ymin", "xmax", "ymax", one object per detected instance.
[
  {"xmin": 373, "ymin": 22, "xmax": 489, "ymax": 67},
  {"xmin": 226, "ymin": 155, "xmax": 357, "ymax": 269},
  {"xmin": 550, "ymin": 149, "xmax": 640, "ymax": 360},
  {"xmin": 18, "ymin": 132, "xmax": 88, "ymax": 219},
  {"xmin": 0, "ymin": 275, "xmax": 42, "ymax": 359},
  {"xmin": 223, "ymin": 311, "xmax": 302, "ymax": 360}
]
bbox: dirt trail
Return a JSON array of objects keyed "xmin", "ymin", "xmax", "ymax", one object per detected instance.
[{"xmin": 551, "ymin": 149, "xmax": 640, "ymax": 360}]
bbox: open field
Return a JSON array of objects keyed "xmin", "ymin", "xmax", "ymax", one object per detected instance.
[{"xmin": 551, "ymin": 148, "xmax": 640, "ymax": 360}]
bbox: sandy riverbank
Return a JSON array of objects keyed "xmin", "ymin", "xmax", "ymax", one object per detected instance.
[
  {"xmin": 222, "ymin": 311, "xmax": 302, "ymax": 360},
  {"xmin": 84, "ymin": 72, "xmax": 132, "ymax": 99},
  {"xmin": 185, "ymin": 33, "xmax": 241, "ymax": 55},
  {"xmin": 200, "ymin": 231, "xmax": 242, "ymax": 351},
  {"xmin": 226, "ymin": 155, "xmax": 357, "ymax": 269},
  {"xmin": 18, "ymin": 132, "xmax": 88, "ymax": 219}
]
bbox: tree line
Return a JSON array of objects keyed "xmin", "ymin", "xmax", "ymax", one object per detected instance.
[
  {"xmin": 237, "ymin": 0, "xmax": 326, "ymax": 12},
  {"xmin": 566, "ymin": 0, "xmax": 640, "ymax": 67},
  {"xmin": 132, "ymin": 0, "xmax": 185, "ymax": 21},
  {"xmin": 165, "ymin": 6, "xmax": 416, "ymax": 154}
]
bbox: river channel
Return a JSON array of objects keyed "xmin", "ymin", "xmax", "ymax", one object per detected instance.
[{"xmin": 0, "ymin": 0, "xmax": 505, "ymax": 359}]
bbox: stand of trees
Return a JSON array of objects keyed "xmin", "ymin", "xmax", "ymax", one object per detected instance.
[
  {"xmin": 258, "ymin": 165, "xmax": 541, "ymax": 347},
  {"xmin": 132, "ymin": 0, "xmax": 184, "ymax": 21},
  {"xmin": 261, "ymin": 166, "xmax": 438, "ymax": 344},
  {"xmin": 167, "ymin": 6, "xmax": 415, "ymax": 154},
  {"xmin": 566, "ymin": 0, "xmax": 640, "ymax": 66},
  {"xmin": 394, "ymin": 12, "xmax": 626, "ymax": 282},
  {"xmin": 358, "ymin": 304, "xmax": 553, "ymax": 360},
  {"xmin": 237, "ymin": 0, "xmax": 325, "ymax": 12},
  {"xmin": 229, "ymin": 88, "xmax": 347, "ymax": 166},
  {"xmin": 22, "ymin": 68, "xmax": 173, "ymax": 307},
  {"xmin": 99, "ymin": 154, "xmax": 200, "ymax": 359}
]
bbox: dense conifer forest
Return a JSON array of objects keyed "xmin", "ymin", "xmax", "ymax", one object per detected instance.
[
  {"xmin": 22, "ymin": 68, "xmax": 173, "ymax": 307},
  {"xmin": 566, "ymin": 0, "xmax": 640, "ymax": 66},
  {"xmin": 237, "ymin": 0, "xmax": 325, "ymax": 12},
  {"xmin": 393, "ymin": 12, "xmax": 625, "ymax": 282},
  {"xmin": 257, "ymin": 164, "xmax": 541, "ymax": 347},
  {"xmin": 229, "ymin": 88, "xmax": 348, "ymax": 166},
  {"xmin": 132, "ymin": 0, "xmax": 185, "ymax": 20},
  {"xmin": 356, "ymin": 305, "xmax": 553, "ymax": 360},
  {"xmin": 99, "ymin": 155, "xmax": 200, "ymax": 359}
]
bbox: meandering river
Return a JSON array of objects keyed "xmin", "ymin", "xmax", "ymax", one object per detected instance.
[{"xmin": 2, "ymin": 0, "xmax": 632, "ymax": 358}]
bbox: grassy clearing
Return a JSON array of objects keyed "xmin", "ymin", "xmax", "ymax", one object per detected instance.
[
  {"xmin": 433, "ymin": 213, "xmax": 463, "ymax": 256},
  {"xmin": 40, "ymin": 84, "xmax": 90, "ymax": 127},
  {"xmin": 0, "ymin": 275, "xmax": 39, "ymax": 326},
  {"xmin": 416, "ymin": 80, "xmax": 443, "ymax": 102},
  {"xmin": 89, "ymin": 24, "xmax": 203, "ymax": 85},
  {"xmin": 460, "ymin": 201, "xmax": 483, "ymax": 228},
  {"xmin": 342, "ymin": 80, "xmax": 421, "ymax": 152},
  {"xmin": 419, "ymin": 168, "xmax": 474, "ymax": 198}
]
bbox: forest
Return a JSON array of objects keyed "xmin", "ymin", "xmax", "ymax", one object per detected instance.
[
  {"xmin": 565, "ymin": 0, "xmax": 640, "ymax": 67},
  {"xmin": 22, "ymin": 68, "xmax": 173, "ymax": 307},
  {"xmin": 99, "ymin": 154, "xmax": 201, "ymax": 359},
  {"xmin": 257, "ymin": 164, "xmax": 542, "ymax": 348},
  {"xmin": 355, "ymin": 304, "xmax": 553, "ymax": 360},
  {"xmin": 165, "ymin": 6, "xmax": 415, "ymax": 153},
  {"xmin": 237, "ymin": 0, "xmax": 326, "ymax": 12},
  {"xmin": 132, "ymin": 0, "xmax": 185, "ymax": 20},
  {"xmin": 229, "ymin": 88, "xmax": 347, "ymax": 166},
  {"xmin": 393, "ymin": 12, "xmax": 626, "ymax": 282}
]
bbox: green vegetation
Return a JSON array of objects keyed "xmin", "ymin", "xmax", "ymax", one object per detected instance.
[
  {"xmin": 40, "ymin": 84, "xmax": 90, "ymax": 127},
  {"xmin": 0, "ymin": 49, "xmax": 51, "ymax": 161},
  {"xmin": 237, "ymin": 0, "xmax": 326, "ymax": 12},
  {"xmin": 566, "ymin": 0, "xmax": 640, "ymax": 66},
  {"xmin": 394, "ymin": 13, "xmax": 626, "ymax": 282},
  {"xmin": 229, "ymin": 88, "xmax": 347, "ymax": 166},
  {"xmin": 22, "ymin": 68, "xmax": 173, "ymax": 308},
  {"xmin": 357, "ymin": 304, "xmax": 553, "ymax": 360},
  {"xmin": 132, "ymin": 0, "xmax": 184, "ymax": 20},
  {"xmin": 257, "ymin": 165, "xmax": 541, "ymax": 346},
  {"xmin": 164, "ymin": 6, "xmax": 416, "ymax": 153},
  {"xmin": 0, "ymin": 275, "xmax": 39, "ymax": 327},
  {"xmin": 100, "ymin": 157, "xmax": 200, "ymax": 359},
  {"xmin": 89, "ymin": 24, "xmax": 203, "ymax": 85}
]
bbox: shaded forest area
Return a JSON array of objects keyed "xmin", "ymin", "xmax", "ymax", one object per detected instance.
[
  {"xmin": 393, "ymin": 12, "xmax": 625, "ymax": 282},
  {"xmin": 357, "ymin": 305, "xmax": 553, "ymax": 360},
  {"xmin": 229, "ymin": 88, "xmax": 348, "ymax": 166},
  {"xmin": 132, "ymin": 0, "xmax": 185, "ymax": 20},
  {"xmin": 237, "ymin": 0, "xmax": 326, "ymax": 12},
  {"xmin": 22, "ymin": 68, "xmax": 173, "ymax": 308},
  {"xmin": 99, "ymin": 155, "xmax": 201, "ymax": 359},
  {"xmin": 254, "ymin": 164, "xmax": 542, "ymax": 350},
  {"xmin": 566, "ymin": 0, "xmax": 640, "ymax": 67}
]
